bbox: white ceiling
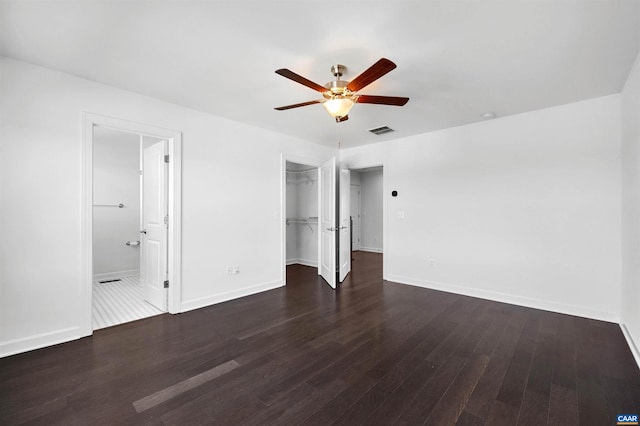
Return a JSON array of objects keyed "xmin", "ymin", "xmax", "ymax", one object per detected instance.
[{"xmin": 1, "ymin": 1, "xmax": 639, "ymax": 149}]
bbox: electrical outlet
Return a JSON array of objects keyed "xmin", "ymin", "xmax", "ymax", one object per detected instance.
[
  {"xmin": 227, "ymin": 266, "xmax": 233, "ymax": 275},
  {"xmin": 429, "ymin": 258, "xmax": 436, "ymax": 267}
]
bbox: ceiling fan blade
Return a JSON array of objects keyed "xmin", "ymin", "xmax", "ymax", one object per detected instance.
[
  {"xmin": 336, "ymin": 114, "xmax": 349, "ymax": 123},
  {"xmin": 274, "ymin": 99, "xmax": 323, "ymax": 111},
  {"xmin": 347, "ymin": 58, "xmax": 397, "ymax": 92},
  {"xmin": 275, "ymin": 69, "xmax": 328, "ymax": 93},
  {"xmin": 356, "ymin": 95, "xmax": 409, "ymax": 106}
]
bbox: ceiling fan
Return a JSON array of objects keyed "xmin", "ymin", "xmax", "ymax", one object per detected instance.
[{"xmin": 274, "ymin": 58, "xmax": 409, "ymax": 122}]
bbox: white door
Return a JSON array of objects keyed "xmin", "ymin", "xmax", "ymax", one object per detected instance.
[
  {"xmin": 320, "ymin": 157, "xmax": 337, "ymax": 288},
  {"xmin": 350, "ymin": 184, "xmax": 361, "ymax": 251},
  {"xmin": 339, "ymin": 168, "xmax": 351, "ymax": 282},
  {"xmin": 141, "ymin": 140, "xmax": 168, "ymax": 311}
]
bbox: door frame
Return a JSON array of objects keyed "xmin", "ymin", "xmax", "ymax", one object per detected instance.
[
  {"xmin": 350, "ymin": 183, "xmax": 361, "ymax": 251},
  {"xmin": 338, "ymin": 167, "xmax": 351, "ymax": 282},
  {"xmin": 280, "ymin": 153, "xmax": 321, "ymax": 286},
  {"xmin": 81, "ymin": 113, "xmax": 182, "ymax": 337}
]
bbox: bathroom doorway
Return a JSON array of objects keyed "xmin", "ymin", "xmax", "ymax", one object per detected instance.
[
  {"xmin": 82, "ymin": 113, "xmax": 182, "ymax": 335},
  {"xmin": 92, "ymin": 127, "xmax": 167, "ymax": 329}
]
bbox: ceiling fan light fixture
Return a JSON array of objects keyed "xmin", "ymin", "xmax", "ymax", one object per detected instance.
[
  {"xmin": 322, "ymin": 96, "xmax": 354, "ymax": 119},
  {"xmin": 274, "ymin": 58, "xmax": 409, "ymax": 121}
]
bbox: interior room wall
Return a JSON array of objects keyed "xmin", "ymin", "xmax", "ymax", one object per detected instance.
[
  {"xmin": 360, "ymin": 168, "xmax": 383, "ymax": 253},
  {"xmin": 0, "ymin": 57, "xmax": 336, "ymax": 357},
  {"xmin": 92, "ymin": 127, "xmax": 141, "ymax": 279},
  {"xmin": 350, "ymin": 170, "xmax": 361, "ymax": 185},
  {"xmin": 621, "ymin": 50, "xmax": 640, "ymax": 363},
  {"xmin": 340, "ymin": 95, "xmax": 622, "ymax": 322}
]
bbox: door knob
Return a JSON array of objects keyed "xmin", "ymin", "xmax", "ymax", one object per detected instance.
[{"xmin": 140, "ymin": 229, "xmax": 147, "ymax": 234}]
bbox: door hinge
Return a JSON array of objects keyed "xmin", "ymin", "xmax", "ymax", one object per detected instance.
[
  {"xmin": 164, "ymin": 215, "xmax": 169, "ymax": 225},
  {"xmin": 164, "ymin": 280, "xmax": 169, "ymax": 288},
  {"xmin": 164, "ymin": 155, "xmax": 170, "ymax": 163}
]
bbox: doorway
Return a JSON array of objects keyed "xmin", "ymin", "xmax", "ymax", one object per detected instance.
[
  {"xmin": 284, "ymin": 159, "xmax": 321, "ymax": 284},
  {"xmin": 81, "ymin": 113, "xmax": 182, "ymax": 336},
  {"xmin": 350, "ymin": 166, "xmax": 384, "ymax": 258},
  {"xmin": 92, "ymin": 127, "xmax": 169, "ymax": 329}
]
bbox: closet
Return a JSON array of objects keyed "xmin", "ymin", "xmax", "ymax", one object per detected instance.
[{"xmin": 286, "ymin": 161, "xmax": 319, "ymax": 267}]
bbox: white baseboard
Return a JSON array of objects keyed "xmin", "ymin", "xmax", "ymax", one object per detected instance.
[
  {"xmin": 0, "ymin": 326, "xmax": 82, "ymax": 358},
  {"xmin": 180, "ymin": 280, "xmax": 283, "ymax": 313},
  {"xmin": 286, "ymin": 258, "xmax": 318, "ymax": 268},
  {"xmin": 93, "ymin": 269, "xmax": 140, "ymax": 281},
  {"xmin": 620, "ymin": 323, "xmax": 640, "ymax": 370},
  {"xmin": 359, "ymin": 247, "xmax": 383, "ymax": 253},
  {"xmin": 296, "ymin": 258, "xmax": 318, "ymax": 268},
  {"xmin": 386, "ymin": 274, "xmax": 620, "ymax": 323}
]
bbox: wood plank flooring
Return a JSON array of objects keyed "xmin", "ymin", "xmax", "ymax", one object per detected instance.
[{"xmin": 1, "ymin": 251, "xmax": 639, "ymax": 425}]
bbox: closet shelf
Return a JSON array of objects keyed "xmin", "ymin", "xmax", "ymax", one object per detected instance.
[
  {"xmin": 286, "ymin": 168, "xmax": 317, "ymax": 184},
  {"xmin": 286, "ymin": 168, "xmax": 317, "ymax": 173}
]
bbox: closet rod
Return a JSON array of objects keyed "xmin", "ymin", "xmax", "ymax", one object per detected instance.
[
  {"xmin": 286, "ymin": 168, "xmax": 318, "ymax": 173},
  {"xmin": 93, "ymin": 203, "xmax": 125, "ymax": 208}
]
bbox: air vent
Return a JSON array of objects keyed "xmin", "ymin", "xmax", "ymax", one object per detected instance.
[{"xmin": 368, "ymin": 126, "xmax": 394, "ymax": 135}]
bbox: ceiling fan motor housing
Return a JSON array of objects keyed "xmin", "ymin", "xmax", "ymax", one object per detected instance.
[
  {"xmin": 324, "ymin": 65, "xmax": 351, "ymax": 98},
  {"xmin": 324, "ymin": 80, "xmax": 351, "ymax": 98}
]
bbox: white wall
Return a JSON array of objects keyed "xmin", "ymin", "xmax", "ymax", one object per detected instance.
[
  {"xmin": 360, "ymin": 169, "xmax": 384, "ymax": 252},
  {"xmin": 350, "ymin": 170, "xmax": 361, "ymax": 185},
  {"xmin": 0, "ymin": 57, "xmax": 336, "ymax": 356},
  {"xmin": 621, "ymin": 50, "xmax": 640, "ymax": 364},
  {"xmin": 341, "ymin": 95, "xmax": 622, "ymax": 322},
  {"xmin": 92, "ymin": 127, "xmax": 141, "ymax": 278}
]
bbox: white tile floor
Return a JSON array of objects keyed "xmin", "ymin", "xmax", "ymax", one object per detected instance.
[{"xmin": 92, "ymin": 275, "xmax": 164, "ymax": 330}]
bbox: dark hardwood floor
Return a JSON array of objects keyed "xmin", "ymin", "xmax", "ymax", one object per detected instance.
[{"xmin": 1, "ymin": 251, "xmax": 639, "ymax": 425}]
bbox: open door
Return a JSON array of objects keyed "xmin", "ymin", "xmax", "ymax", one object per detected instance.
[
  {"xmin": 339, "ymin": 168, "xmax": 351, "ymax": 282},
  {"xmin": 141, "ymin": 140, "xmax": 168, "ymax": 310},
  {"xmin": 320, "ymin": 157, "xmax": 337, "ymax": 288}
]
